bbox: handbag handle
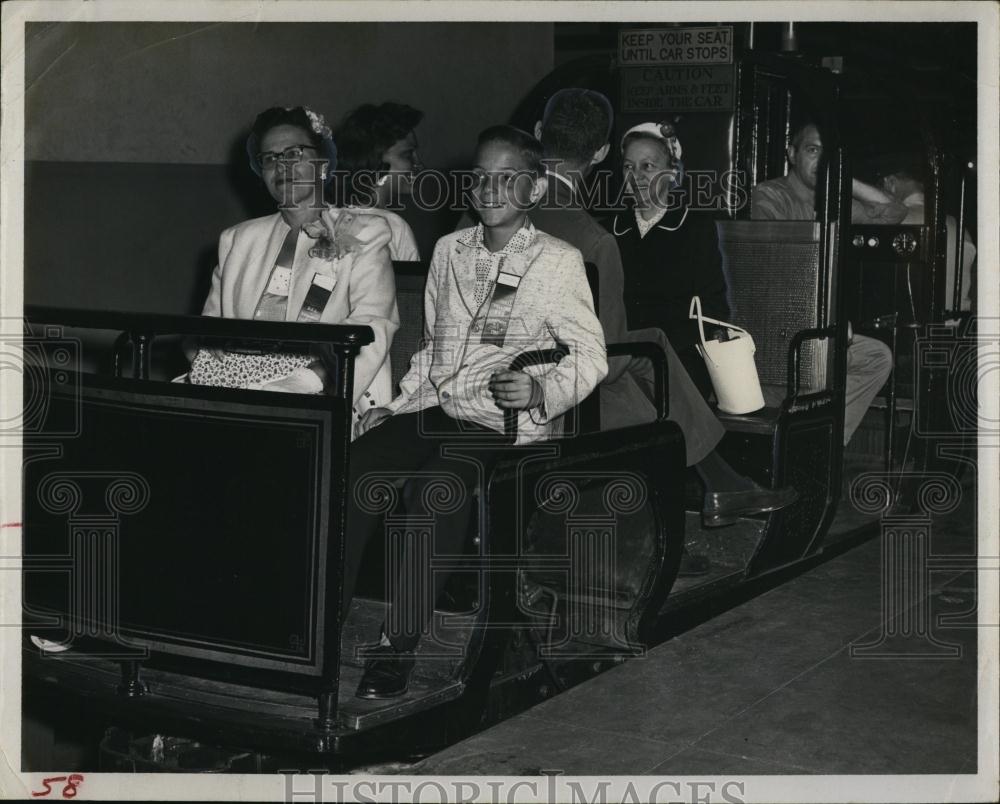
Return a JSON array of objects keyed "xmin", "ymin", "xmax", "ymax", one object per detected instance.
[{"xmin": 688, "ymin": 296, "xmax": 755, "ymax": 369}]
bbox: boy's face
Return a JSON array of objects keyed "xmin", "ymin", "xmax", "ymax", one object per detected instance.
[{"xmin": 471, "ymin": 141, "xmax": 545, "ymax": 228}]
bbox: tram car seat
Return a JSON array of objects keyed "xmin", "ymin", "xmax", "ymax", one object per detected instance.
[
  {"xmin": 21, "ymin": 260, "xmax": 690, "ymax": 756},
  {"xmin": 713, "ymin": 220, "xmax": 843, "ymax": 573},
  {"xmin": 370, "ymin": 262, "xmax": 689, "ymax": 663}
]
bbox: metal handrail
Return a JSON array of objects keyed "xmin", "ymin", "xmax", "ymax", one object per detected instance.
[{"xmin": 23, "ymin": 305, "xmax": 374, "ymax": 347}]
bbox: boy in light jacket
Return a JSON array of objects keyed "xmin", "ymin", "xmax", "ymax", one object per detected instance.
[{"xmin": 345, "ymin": 125, "xmax": 608, "ymax": 699}]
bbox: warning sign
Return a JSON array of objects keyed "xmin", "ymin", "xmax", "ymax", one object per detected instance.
[
  {"xmin": 619, "ymin": 26, "xmax": 733, "ymax": 66},
  {"xmin": 621, "ymin": 64, "xmax": 735, "ymax": 113}
]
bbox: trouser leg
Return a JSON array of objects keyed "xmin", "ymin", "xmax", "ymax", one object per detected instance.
[
  {"xmin": 346, "ymin": 407, "xmax": 498, "ymax": 652},
  {"xmin": 343, "ymin": 411, "xmax": 440, "ymax": 614},
  {"xmin": 627, "ymin": 327, "xmax": 724, "ymax": 466},
  {"xmin": 843, "ymin": 334, "xmax": 893, "ymax": 446},
  {"xmin": 385, "ymin": 409, "xmax": 498, "ymax": 652},
  {"xmin": 676, "ymin": 343, "xmax": 715, "ymax": 403}
]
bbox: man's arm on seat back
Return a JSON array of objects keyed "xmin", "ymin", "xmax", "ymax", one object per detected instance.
[{"xmin": 850, "ymin": 179, "xmax": 908, "ymax": 224}]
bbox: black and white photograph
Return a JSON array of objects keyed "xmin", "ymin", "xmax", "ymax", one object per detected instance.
[{"xmin": 1, "ymin": 1, "xmax": 997, "ymax": 801}]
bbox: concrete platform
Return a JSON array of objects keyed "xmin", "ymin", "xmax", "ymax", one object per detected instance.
[{"xmin": 413, "ymin": 487, "xmax": 979, "ymax": 776}]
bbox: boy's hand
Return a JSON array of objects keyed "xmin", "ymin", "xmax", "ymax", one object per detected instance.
[
  {"xmin": 488, "ymin": 371, "xmax": 543, "ymax": 410},
  {"xmin": 357, "ymin": 407, "xmax": 392, "ymax": 437}
]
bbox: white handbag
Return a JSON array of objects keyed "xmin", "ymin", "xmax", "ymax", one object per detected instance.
[{"xmin": 689, "ymin": 296, "xmax": 765, "ymax": 414}]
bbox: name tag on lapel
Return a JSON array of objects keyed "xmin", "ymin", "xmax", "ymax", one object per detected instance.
[
  {"xmin": 497, "ymin": 272, "xmax": 521, "ymax": 289},
  {"xmin": 297, "ymin": 272, "xmax": 336, "ymax": 322}
]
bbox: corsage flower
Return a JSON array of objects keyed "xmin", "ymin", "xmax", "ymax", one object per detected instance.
[
  {"xmin": 303, "ymin": 108, "xmax": 334, "ymax": 141},
  {"xmin": 304, "ymin": 211, "xmax": 364, "ymax": 261}
]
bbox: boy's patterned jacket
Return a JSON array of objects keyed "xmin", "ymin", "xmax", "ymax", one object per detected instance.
[{"xmin": 386, "ymin": 225, "xmax": 608, "ymax": 444}]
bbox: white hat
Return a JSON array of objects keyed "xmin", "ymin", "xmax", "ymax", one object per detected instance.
[{"xmin": 621, "ymin": 121, "xmax": 682, "ymax": 162}]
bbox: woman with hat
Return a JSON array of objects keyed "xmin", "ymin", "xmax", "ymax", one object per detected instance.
[
  {"xmin": 188, "ymin": 106, "xmax": 399, "ymax": 436},
  {"xmin": 607, "ymin": 121, "xmax": 730, "ymax": 400}
]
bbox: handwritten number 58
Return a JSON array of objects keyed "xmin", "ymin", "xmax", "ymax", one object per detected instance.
[{"xmin": 31, "ymin": 774, "xmax": 83, "ymax": 798}]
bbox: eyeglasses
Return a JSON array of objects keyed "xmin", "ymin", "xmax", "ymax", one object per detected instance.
[{"xmin": 257, "ymin": 145, "xmax": 318, "ymax": 169}]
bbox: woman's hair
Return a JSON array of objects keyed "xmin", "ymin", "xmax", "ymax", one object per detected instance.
[
  {"xmin": 621, "ymin": 131, "xmax": 676, "ymax": 166},
  {"xmin": 335, "ymin": 102, "xmax": 424, "ymax": 174},
  {"xmin": 476, "ymin": 125, "xmax": 545, "ymax": 176},
  {"xmin": 245, "ymin": 106, "xmax": 338, "ymax": 183}
]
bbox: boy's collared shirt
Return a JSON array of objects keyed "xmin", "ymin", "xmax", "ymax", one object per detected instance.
[{"xmin": 470, "ymin": 221, "xmax": 535, "ymax": 307}]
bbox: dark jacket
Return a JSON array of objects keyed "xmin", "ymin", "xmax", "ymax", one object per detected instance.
[{"xmin": 606, "ymin": 206, "xmax": 730, "ymax": 353}]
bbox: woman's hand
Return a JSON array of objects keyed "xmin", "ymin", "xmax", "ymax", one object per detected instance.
[
  {"xmin": 488, "ymin": 371, "xmax": 544, "ymax": 410},
  {"xmin": 357, "ymin": 407, "xmax": 392, "ymax": 437}
]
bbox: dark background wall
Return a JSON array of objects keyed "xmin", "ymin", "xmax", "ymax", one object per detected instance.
[
  {"xmin": 25, "ymin": 22, "xmax": 554, "ymax": 313},
  {"xmin": 24, "ymin": 21, "xmax": 978, "ymax": 315}
]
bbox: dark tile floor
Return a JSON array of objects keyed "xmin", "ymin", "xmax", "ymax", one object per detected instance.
[{"xmin": 416, "ymin": 486, "xmax": 980, "ymax": 776}]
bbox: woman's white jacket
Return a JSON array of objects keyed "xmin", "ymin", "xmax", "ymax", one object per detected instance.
[{"xmin": 202, "ymin": 207, "xmax": 399, "ymax": 406}]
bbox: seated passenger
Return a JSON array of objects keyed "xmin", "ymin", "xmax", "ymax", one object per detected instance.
[
  {"xmin": 525, "ymin": 89, "xmax": 796, "ymax": 570},
  {"xmin": 750, "ymin": 122, "xmax": 895, "ymax": 446},
  {"xmin": 333, "ymin": 101, "xmax": 423, "ymax": 260},
  {"xmin": 190, "ymin": 106, "xmax": 398, "ymax": 434},
  {"xmin": 751, "ymin": 122, "xmax": 909, "ymax": 224},
  {"xmin": 605, "ymin": 121, "xmax": 729, "ymax": 401},
  {"xmin": 344, "ymin": 125, "xmax": 608, "ymax": 700},
  {"xmin": 877, "ymin": 156, "xmax": 977, "ymax": 312}
]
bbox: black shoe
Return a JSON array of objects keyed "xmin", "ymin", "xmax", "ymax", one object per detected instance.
[
  {"xmin": 678, "ymin": 549, "xmax": 711, "ymax": 577},
  {"xmin": 702, "ymin": 485, "xmax": 799, "ymax": 528},
  {"xmin": 356, "ymin": 645, "xmax": 416, "ymax": 700}
]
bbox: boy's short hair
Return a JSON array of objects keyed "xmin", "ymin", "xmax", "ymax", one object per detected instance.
[
  {"xmin": 477, "ymin": 125, "xmax": 545, "ymax": 176},
  {"xmin": 539, "ymin": 88, "xmax": 613, "ymax": 165}
]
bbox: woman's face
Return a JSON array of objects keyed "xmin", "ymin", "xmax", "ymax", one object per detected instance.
[
  {"xmin": 380, "ymin": 130, "xmax": 421, "ymax": 196},
  {"xmin": 622, "ymin": 138, "xmax": 676, "ymax": 209},
  {"xmin": 259, "ymin": 124, "xmax": 327, "ymax": 208}
]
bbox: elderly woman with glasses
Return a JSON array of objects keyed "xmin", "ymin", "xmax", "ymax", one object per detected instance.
[
  {"xmin": 606, "ymin": 121, "xmax": 730, "ymax": 402},
  {"xmin": 188, "ymin": 106, "xmax": 399, "ymax": 435}
]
